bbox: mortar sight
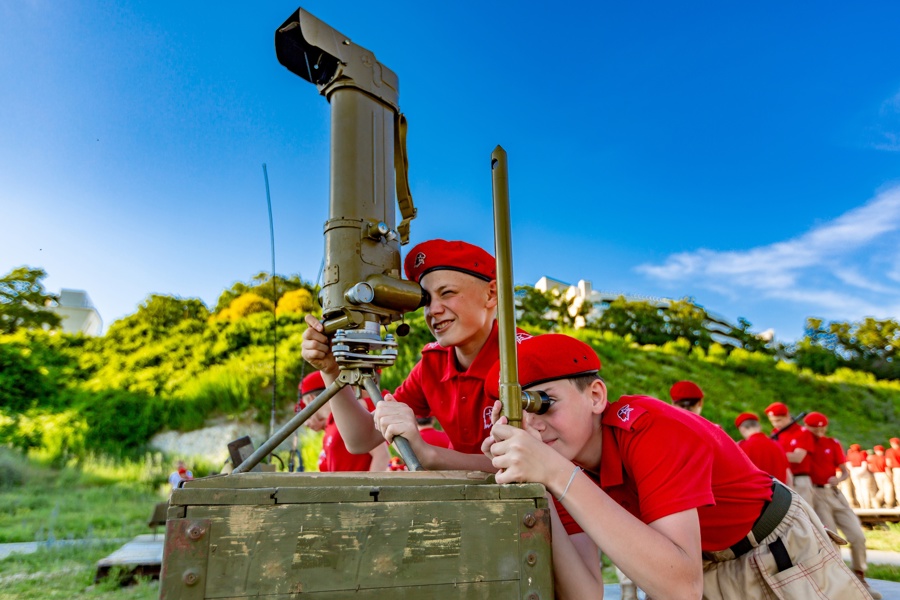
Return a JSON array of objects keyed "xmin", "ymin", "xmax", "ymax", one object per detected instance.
[{"xmin": 276, "ymin": 11, "xmax": 342, "ymax": 86}]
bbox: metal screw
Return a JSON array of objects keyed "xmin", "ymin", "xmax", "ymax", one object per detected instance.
[
  {"xmin": 187, "ymin": 525, "xmax": 205, "ymax": 540},
  {"xmin": 523, "ymin": 513, "xmax": 536, "ymax": 528},
  {"xmin": 526, "ymin": 593, "xmax": 540, "ymax": 600},
  {"xmin": 526, "ymin": 552, "xmax": 537, "ymax": 566},
  {"xmin": 183, "ymin": 569, "xmax": 200, "ymax": 586}
]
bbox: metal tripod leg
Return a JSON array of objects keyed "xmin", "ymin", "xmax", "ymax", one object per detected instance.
[
  {"xmin": 359, "ymin": 373, "xmax": 423, "ymax": 472},
  {"xmin": 232, "ymin": 372, "xmax": 423, "ymax": 474},
  {"xmin": 232, "ymin": 379, "xmax": 344, "ymax": 474}
]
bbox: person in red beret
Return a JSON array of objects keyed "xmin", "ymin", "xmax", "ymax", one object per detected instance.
[
  {"xmin": 735, "ymin": 412, "xmax": 792, "ymax": 485},
  {"xmin": 804, "ymin": 412, "xmax": 882, "ymax": 598},
  {"xmin": 886, "ymin": 438, "xmax": 900, "ymax": 507},
  {"xmin": 302, "ymin": 239, "xmax": 523, "ymax": 471},
  {"xmin": 869, "ymin": 445, "xmax": 891, "ymax": 509},
  {"xmin": 765, "ymin": 401, "xmax": 817, "ymax": 506},
  {"xmin": 481, "ymin": 333, "xmax": 867, "ymax": 600},
  {"xmin": 846, "ymin": 443, "xmax": 874, "ymax": 509},
  {"xmin": 669, "ymin": 380, "xmax": 705, "ymax": 415},
  {"xmin": 295, "ymin": 371, "xmax": 390, "ymax": 472}
]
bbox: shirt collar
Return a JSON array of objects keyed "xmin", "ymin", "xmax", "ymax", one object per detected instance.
[{"xmin": 439, "ymin": 321, "xmax": 499, "ymax": 382}]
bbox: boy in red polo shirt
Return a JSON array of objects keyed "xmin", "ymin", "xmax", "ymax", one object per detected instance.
[
  {"xmin": 870, "ymin": 445, "xmax": 892, "ymax": 508},
  {"xmin": 805, "ymin": 412, "xmax": 882, "ymax": 599},
  {"xmin": 735, "ymin": 412, "xmax": 792, "ymax": 485},
  {"xmin": 766, "ymin": 402, "xmax": 816, "ymax": 506},
  {"xmin": 482, "ymin": 334, "xmax": 868, "ymax": 600},
  {"xmin": 295, "ymin": 371, "xmax": 390, "ymax": 472},
  {"xmin": 302, "ymin": 239, "xmax": 526, "ymax": 470},
  {"xmin": 669, "ymin": 380, "xmax": 705, "ymax": 415},
  {"xmin": 847, "ymin": 443, "xmax": 874, "ymax": 509},
  {"xmin": 886, "ymin": 438, "xmax": 900, "ymax": 506}
]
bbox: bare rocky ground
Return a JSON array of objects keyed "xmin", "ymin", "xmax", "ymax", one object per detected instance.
[{"xmin": 149, "ymin": 412, "xmax": 299, "ymax": 466}]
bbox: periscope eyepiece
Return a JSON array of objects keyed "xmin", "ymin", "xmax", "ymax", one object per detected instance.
[{"xmin": 522, "ymin": 390, "xmax": 553, "ymax": 415}]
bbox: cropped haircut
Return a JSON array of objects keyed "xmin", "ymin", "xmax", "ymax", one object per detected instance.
[{"xmin": 569, "ymin": 373, "xmax": 602, "ymax": 392}]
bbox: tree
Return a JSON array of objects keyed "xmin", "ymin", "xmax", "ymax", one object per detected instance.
[
  {"xmin": 665, "ymin": 299, "xmax": 712, "ymax": 349},
  {"xmin": 592, "ymin": 296, "xmax": 669, "ymax": 345},
  {"xmin": 216, "ymin": 293, "xmax": 274, "ymax": 322},
  {"xmin": 215, "ymin": 272, "xmax": 316, "ymax": 314},
  {"xmin": 276, "ymin": 288, "xmax": 318, "ymax": 317},
  {"xmin": 515, "ymin": 285, "xmax": 556, "ymax": 329},
  {"xmin": 0, "ymin": 266, "xmax": 61, "ymax": 334}
]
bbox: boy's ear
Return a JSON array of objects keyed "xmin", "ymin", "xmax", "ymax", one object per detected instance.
[
  {"xmin": 589, "ymin": 378, "xmax": 608, "ymax": 415},
  {"xmin": 485, "ymin": 280, "xmax": 498, "ymax": 308}
]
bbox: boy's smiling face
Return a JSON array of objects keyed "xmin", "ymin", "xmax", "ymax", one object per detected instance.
[
  {"xmin": 420, "ymin": 270, "xmax": 497, "ymax": 350},
  {"xmin": 523, "ymin": 378, "xmax": 607, "ymax": 469}
]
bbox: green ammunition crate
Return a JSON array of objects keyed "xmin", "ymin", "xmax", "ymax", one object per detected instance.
[{"xmin": 160, "ymin": 471, "xmax": 553, "ymax": 599}]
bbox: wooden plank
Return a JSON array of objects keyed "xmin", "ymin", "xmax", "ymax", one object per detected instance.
[
  {"xmin": 171, "ymin": 488, "xmax": 278, "ymax": 506},
  {"xmin": 159, "ymin": 519, "xmax": 211, "ymax": 600},
  {"xmin": 206, "ymin": 580, "xmax": 520, "ymax": 599},
  {"xmin": 180, "ymin": 471, "xmax": 496, "ymax": 491},
  {"xmin": 183, "ymin": 499, "xmax": 544, "ymax": 598}
]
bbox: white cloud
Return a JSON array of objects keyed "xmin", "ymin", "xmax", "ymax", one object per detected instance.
[
  {"xmin": 870, "ymin": 91, "xmax": 900, "ymax": 152},
  {"xmin": 637, "ymin": 186, "xmax": 900, "ymax": 322}
]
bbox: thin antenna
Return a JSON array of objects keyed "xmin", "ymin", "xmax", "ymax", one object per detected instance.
[{"xmin": 263, "ymin": 164, "xmax": 278, "ymax": 449}]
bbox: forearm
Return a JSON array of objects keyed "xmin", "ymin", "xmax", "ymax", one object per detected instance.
[
  {"xmin": 786, "ymin": 449, "xmax": 807, "ymax": 464},
  {"xmin": 321, "ymin": 371, "xmax": 385, "ymax": 454},
  {"xmin": 367, "ymin": 443, "xmax": 390, "ymax": 472},
  {"xmin": 556, "ymin": 471, "xmax": 702, "ymax": 599},
  {"xmin": 415, "ymin": 443, "xmax": 497, "ymax": 472},
  {"xmin": 547, "ymin": 505, "xmax": 604, "ymax": 599}
]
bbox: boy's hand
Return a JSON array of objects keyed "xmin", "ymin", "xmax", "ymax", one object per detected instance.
[
  {"xmin": 373, "ymin": 393, "xmax": 421, "ymax": 445},
  {"xmin": 481, "ymin": 400, "xmax": 506, "ymax": 460},
  {"xmin": 488, "ymin": 420, "xmax": 566, "ymax": 487},
  {"xmin": 302, "ymin": 314, "xmax": 339, "ymax": 376}
]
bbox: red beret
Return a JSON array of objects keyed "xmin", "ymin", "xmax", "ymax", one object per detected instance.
[
  {"xmin": 404, "ymin": 239, "xmax": 496, "ymax": 283},
  {"xmin": 850, "ymin": 443, "xmax": 861, "ymax": 451},
  {"xmin": 765, "ymin": 402, "xmax": 789, "ymax": 417},
  {"xmin": 300, "ymin": 371, "xmax": 326, "ymax": 397},
  {"xmin": 891, "ymin": 438, "xmax": 900, "ymax": 445},
  {"xmin": 669, "ymin": 381, "xmax": 703, "ymax": 403},
  {"xmin": 803, "ymin": 412, "xmax": 828, "ymax": 427},
  {"xmin": 875, "ymin": 445, "xmax": 885, "ymax": 452},
  {"xmin": 735, "ymin": 412, "xmax": 759, "ymax": 428},
  {"xmin": 485, "ymin": 334, "xmax": 601, "ymax": 399}
]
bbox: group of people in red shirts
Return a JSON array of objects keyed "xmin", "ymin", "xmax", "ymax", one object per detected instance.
[
  {"xmin": 294, "ymin": 238, "xmax": 877, "ymax": 599},
  {"xmin": 844, "ymin": 439, "xmax": 900, "ymax": 511}
]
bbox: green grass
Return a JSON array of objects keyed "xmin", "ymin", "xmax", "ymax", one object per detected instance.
[
  {"xmin": 0, "ymin": 449, "xmax": 165, "ymax": 544},
  {"xmin": 866, "ymin": 564, "xmax": 900, "ymax": 582},
  {"xmin": 0, "ymin": 542, "xmax": 158, "ymax": 600}
]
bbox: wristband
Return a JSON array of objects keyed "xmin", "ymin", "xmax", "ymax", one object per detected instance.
[{"xmin": 557, "ymin": 466, "xmax": 582, "ymax": 502}]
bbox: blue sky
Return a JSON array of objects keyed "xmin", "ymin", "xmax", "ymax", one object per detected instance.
[{"xmin": 2, "ymin": 1, "xmax": 899, "ymax": 343}]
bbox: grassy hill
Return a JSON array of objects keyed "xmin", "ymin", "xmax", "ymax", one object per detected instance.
[
  {"xmin": 2, "ymin": 307, "xmax": 899, "ymax": 462},
  {"xmin": 573, "ymin": 329, "xmax": 900, "ymax": 447}
]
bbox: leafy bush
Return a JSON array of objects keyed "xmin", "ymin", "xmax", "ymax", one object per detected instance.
[{"xmin": 0, "ymin": 447, "xmax": 26, "ymax": 489}]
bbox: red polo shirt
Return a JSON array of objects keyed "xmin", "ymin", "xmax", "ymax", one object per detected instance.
[
  {"xmin": 320, "ymin": 398, "xmax": 377, "ymax": 472},
  {"xmin": 846, "ymin": 448, "xmax": 868, "ymax": 467},
  {"xmin": 885, "ymin": 448, "xmax": 900, "ymax": 470},
  {"xmin": 393, "ymin": 322, "xmax": 530, "ymax": 455},
  {"xmin": 772, "ymin": 424, "xmax": 815, "ymax": 476},
  {"xmin": 809, "ymin": 435, "xmax": 845, "ymax": 486},
  {"xmin": 868, "ymin": 454, "xmax": 887, "ymax": 473},
  {"xmin": 738, "ymin": 432, "xmax": 791, "ymax": 484},
  {"xmin": 560, "ymin": 396, "xmax": 773, "ymax": 552}
]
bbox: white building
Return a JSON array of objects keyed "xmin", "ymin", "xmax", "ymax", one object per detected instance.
[{"xmin": 52, "ymin": 289, "xmax": 103, "ymax": 336}]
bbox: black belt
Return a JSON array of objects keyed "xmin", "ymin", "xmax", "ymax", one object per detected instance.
[{"xmin": 729, "ymin": 480, "xmax": 793, "ymax": 558}]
